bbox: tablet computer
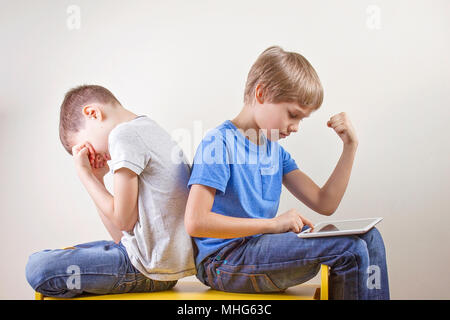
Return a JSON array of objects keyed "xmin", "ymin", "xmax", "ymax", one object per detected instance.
[{"xmin": 297, "ymin": 217, "xmax": 383, "ymax": 238}]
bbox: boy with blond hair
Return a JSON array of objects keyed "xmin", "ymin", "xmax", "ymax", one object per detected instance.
[
  {"xmin": 185, "ymin": 46, "xmax": 390, "ymax": 299},
  {"xmin": 26, "ymin": 85, "xmax": 196, "ymax": 297}
]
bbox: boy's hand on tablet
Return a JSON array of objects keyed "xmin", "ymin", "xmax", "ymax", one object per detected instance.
[
  {"xmin": 327, "ymin": 112, "xmax": 358, "ymax": 147},
  {"xmin": 270, "ymin": 208, "xmax": 314, "ymax": 234}
]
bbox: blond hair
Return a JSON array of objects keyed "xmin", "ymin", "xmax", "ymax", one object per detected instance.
[{"xmin": 244, "ymin": 46, "xmax": 323, "ymax": 110}]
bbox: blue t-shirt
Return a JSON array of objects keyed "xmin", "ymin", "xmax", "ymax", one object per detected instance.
[{"xmin": 187, "ymin": 120, "xmax": 299, "ymax": 266}]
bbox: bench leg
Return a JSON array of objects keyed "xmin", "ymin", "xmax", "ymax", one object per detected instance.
[
  {"xmin": 320, "ymin": 264, "xmax": 329, "ymax": 300},
  {"xmin": 35, "ymin": 292, "xmax": 44, "ymax": 300}
]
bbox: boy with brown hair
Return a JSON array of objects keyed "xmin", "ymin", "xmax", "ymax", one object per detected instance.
[
  {"xmin": 185, "ymin": 46, "xmax": 389, "ymax": 299},
  {"xmin": 26, "ymin": 85, "xmax": 196, "ymax": 297}
]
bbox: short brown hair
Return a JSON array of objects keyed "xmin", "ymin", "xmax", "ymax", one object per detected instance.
[
  {"xmin": 244, "ymin": 46, "xmax": 323, "ymax": 110},
  {"xmin": 59, "ymin": 85, "xmax": 121, "ymax": 154}
]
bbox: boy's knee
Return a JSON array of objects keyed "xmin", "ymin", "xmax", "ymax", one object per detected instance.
[
  {"xmin": 333, "ymin": 236, "xmax": 369, "ymax": 265},
  {"xmin": 330, "ymin": 238, "xmax": 368, "ymax": 272},
  {"xmin": 25, "ymin": 250, "xmax": 54, "ymax": 290},
  {"xmin": 349, "ymin": 236, "xmax": 369, "ymax": 257},
  {"xmin": 366, "ymin": 227, "xmax": 384, "ymax": 245}
]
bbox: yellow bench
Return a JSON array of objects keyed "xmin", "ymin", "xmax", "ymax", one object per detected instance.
[{"xmin": 35, "ymin": 264, "xmax": 329, "ymax": 300}]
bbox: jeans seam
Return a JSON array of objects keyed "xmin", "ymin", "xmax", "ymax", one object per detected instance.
[
  {"xmin": 210, "ymin": 255, "xmax": 340, "ymax": 292},
  {"xmin": 250, "ymin": 275, "xmax": 260, "ymax": 292},
  {"xmin": 220, "ymin": 254, "xmax": 339, "ymax": 269},
  {"xmin": 33, "ymin": 272, "xmax": 121, "ymax": 290},
  {"xmin": 215, "ymin": 269, "xmax": 282, "ymax": 292}
]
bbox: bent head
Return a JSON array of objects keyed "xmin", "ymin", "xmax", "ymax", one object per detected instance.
[
  {"xmin": 244, "ymin": 46, "xmax": 324, "ymax": 141},
  {"xmin": 59, "ymin": 85, "xmax": 122, "ymax": 158}
]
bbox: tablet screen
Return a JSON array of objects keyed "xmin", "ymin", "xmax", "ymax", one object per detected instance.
[{"xmin": 313, "ymin": 218, "xmax": 379, "ymax": 233}]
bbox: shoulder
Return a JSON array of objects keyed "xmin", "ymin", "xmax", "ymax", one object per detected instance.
[
  {"xmin": 109, "ymin": 116, "xmax": 157, "ymax": 141},
  {"xmin": 108, "ymin": 121, "xmax": 150, "ymax": 152},
  {"xmin": 201, "ymin": 121, "xmax": 235, "ymax": 145},
  {"xmin": 277, "ymin": 142, "xmax": 288, "ymax": 153},
  {"xmin": 109, "ymin": 123, "xmax": 138, "ymax": 145}
]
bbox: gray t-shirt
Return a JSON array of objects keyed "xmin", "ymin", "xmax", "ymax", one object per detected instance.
[{"xmin": 107, "ymin": 115, "xmax": 196, "ymax": 281}]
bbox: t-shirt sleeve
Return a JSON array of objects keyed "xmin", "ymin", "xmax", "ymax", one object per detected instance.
[
  {"xmin": 107, "ymin": 125, "xmax": 151, "ymax": 175},
  {"xmin": 281, "ymin": 145, "xmax": 299, "ymax": 175},
  {"xmin": 187, "ymin": 129, "xmax": 230, "ymax": 195}
]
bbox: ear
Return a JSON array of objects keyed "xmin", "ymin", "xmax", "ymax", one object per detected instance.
[
  {"xmin": 255, "ymin": 83, "xmax": 265, "ymax": 104},
  {"xmin": 82, "ymin": 105, "xmax": 104, "ymax": 121}
]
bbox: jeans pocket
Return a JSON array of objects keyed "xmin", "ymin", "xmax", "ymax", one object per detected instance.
[
  {"xmin": 260, "ymin": 166, "xmax": 281, "ymax": 201},
  {"xmin": 215, "ymin": 269, "xmax": 282, "ymax": 293}
]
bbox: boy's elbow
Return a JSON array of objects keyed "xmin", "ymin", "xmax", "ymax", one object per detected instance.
[
  {"xmin": 185, "ymin": 223, "xmax": 196, "ymax": 237},
  {"xmin": 185, "ymin": 216, "xmax": 198, "ymax": 237},
  {"xmin": 318, "ymin": 206, "xmax": 337, "ymax": 216},
  {"xmin": 119, "ymin": 222, "xmax": 135, "ymax": 232},
  {"xmin": 116, "ymin": 220, "xmax": 133, "ymax": 232},
  {"xmin": 184, "ymin": 210, "xmax": 202, "ymax": 237},
  {"xmin": 113, "ymin": 211, "xmax": 136, "ymax": 232},
  {"xmin": 317, "ymin": 191, "xmax": 338, "ymax": 216}
]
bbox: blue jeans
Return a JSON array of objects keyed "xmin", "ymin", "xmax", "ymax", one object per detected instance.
[
  {"xmin": 196, "ymin": 227, "xmax": 390, "ymax": 300},
  {"xmin": 25, "ymin": 240, "xmax": 177, "ymax": 298}
]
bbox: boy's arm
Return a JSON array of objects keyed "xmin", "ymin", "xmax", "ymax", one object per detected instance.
[
  {"xmin": 283, "ymin": 144, "xmax": 357, "ymax": 216},
  {"xmin": 94, "ymin": 177, "xmax": 124, "ymax": 243},
  {"xmin": 185, "ymin": 185, "xmax": 273, "ymax": 238},
  {"xmin": 185, "ymin": 185, "xmax": 314, "ymax": 238},
  {"xmin": 77, "ymin": 168, "xmax": 138, "ymax": 232},
  {"xmin": 73, "ymin": 143, "xmax": 139, "ymax": 234},
  {"xmin": 283, "ymin": 112, "xmax": 359, "ymax": 216}
]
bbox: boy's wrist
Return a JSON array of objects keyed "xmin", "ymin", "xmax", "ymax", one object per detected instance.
[
  {"xmin": 343, "ymin": 141, "xmax": 358, "ymax": 151},
  {"xmin": 76, "ymin": 166, "xmax": 107, "ymax": 183},
  {"xmin": 76, "ymin": 168, "xmax": 98, "ymax": 185},
  {"xmin": 92, "ymin": 170, "xmax": 107, "ymax": 183},
  {"xmin": 264, "ymin": 218, "xmax": 277, "ymax": 234},
  {"xmin": 93, "ymin": 174, "xmax": 105, "ymax": 184},
  {"xmin": 76, "ymin": 167, "xmax": 89, "ymax": 180}
]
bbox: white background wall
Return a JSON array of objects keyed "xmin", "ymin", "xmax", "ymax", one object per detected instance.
[{"xmin": 1, "ymin": 0, "xmax": 449, "ymax": 299}]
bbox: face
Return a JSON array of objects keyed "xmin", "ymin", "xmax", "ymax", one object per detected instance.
[
  {"xmin": 253, "ymin": 100, "xmax": 313, "ymax": 141},
  {"xmin": 72, "ymin": 126, "xmax": 110, "ymax": 159},
  {"xmin": 71, "ymin": 105, "xmax": 113, "ymax": 159}
]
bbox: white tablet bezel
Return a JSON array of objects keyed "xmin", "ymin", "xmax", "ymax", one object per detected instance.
[{"xmin": 297, "ymin": 217, "xmax": 383, "ymax": 238}]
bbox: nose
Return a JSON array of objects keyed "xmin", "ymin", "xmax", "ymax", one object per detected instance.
[{"xmin": 289, "ymin": 124, "xmax": 299, "ymax": 133}]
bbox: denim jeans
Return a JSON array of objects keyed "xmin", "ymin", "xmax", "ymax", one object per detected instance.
[
  {"xmin": 196, "ymin": 227, "xmax": 390, "ymax": 300},
  {"xmin": 25, "ymin": 240, "xmax": 177, "ymax": 298}
]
